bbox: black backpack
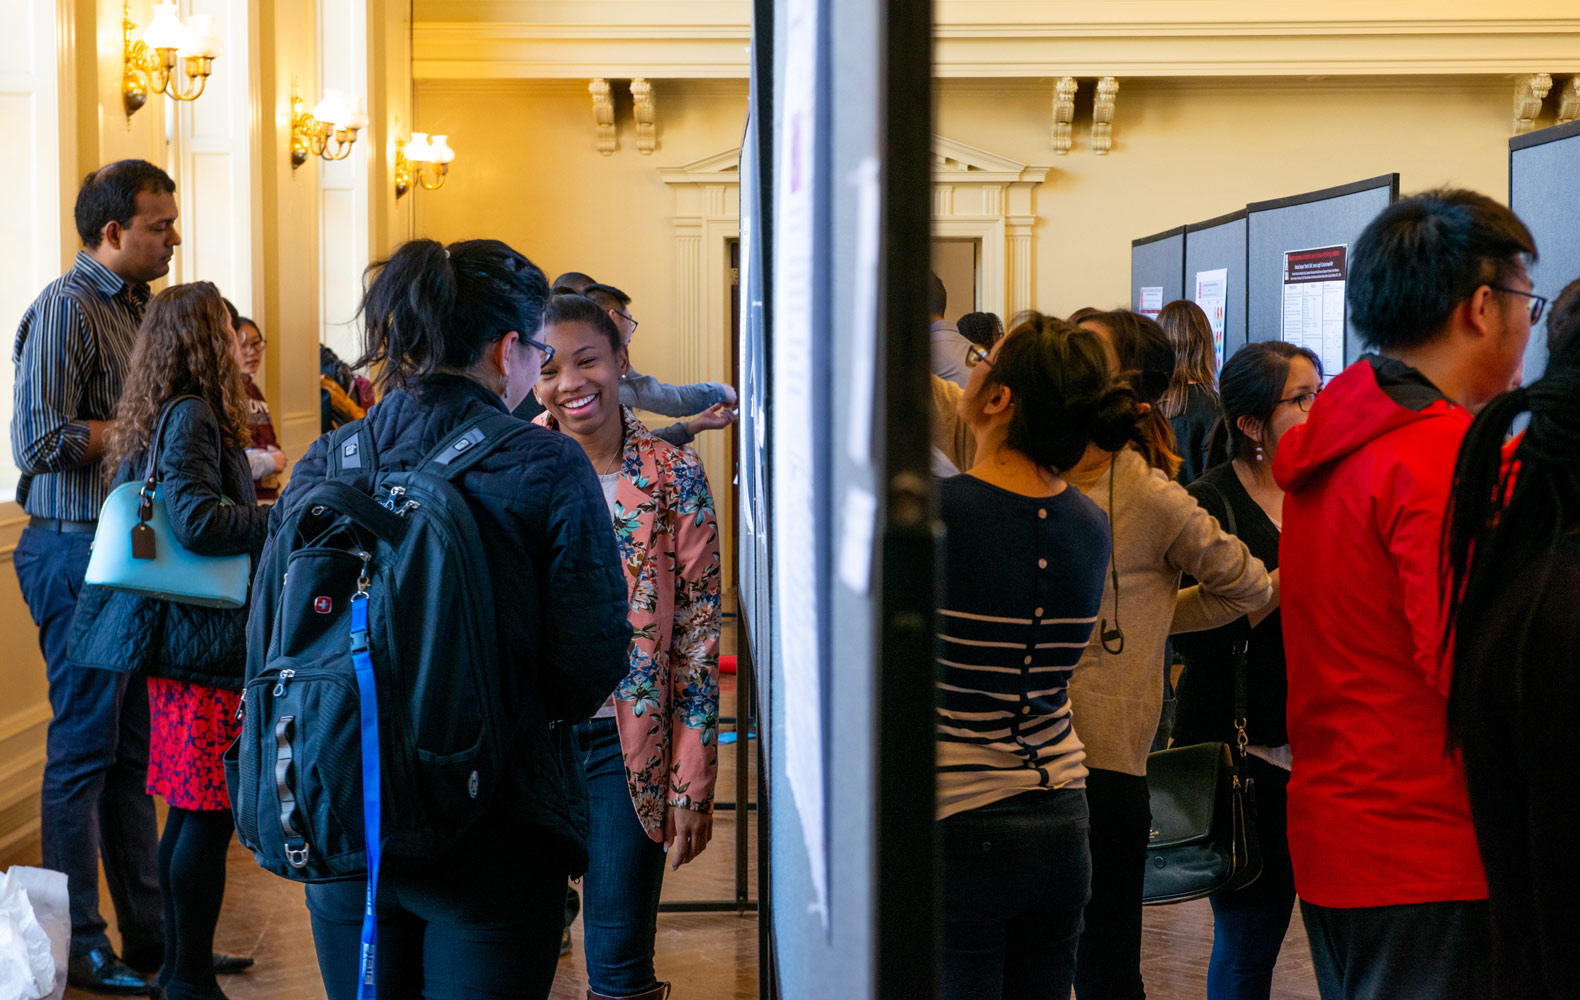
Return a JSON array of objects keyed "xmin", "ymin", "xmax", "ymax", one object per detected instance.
[{"xmin": 225, "ymin": 411, "xmax": 530, "ymax": 882}]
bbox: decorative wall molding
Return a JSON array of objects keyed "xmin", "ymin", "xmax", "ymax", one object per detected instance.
[
  {"xmin": 1558, "ymin": 76, "xmax": 1580, "ymax": 124},
  {"xmin": 631, "ymin": 78, "xmax": 657, "ymax": 154},
  {"xmin": 414, "ymin": 7, "xmax": 1580, "ymax": 80},
  {"xmin": 931, "ymin": 136, "xmax": 1051, "ymax": 319},
  {"xmin": 1092, "ymin": 77, "xmax": 1118, "ymax": 154},
  {"xmin": 590, "ymin": 78, "xmax": 616, "ymax": 154},
  {"xmin": 1051, "ymin": 77, "xmax": 1077, "ymax": 155},
  {"xmin": 1513, "ymin": 73, "xmax": 1554, "ymax": 135}
]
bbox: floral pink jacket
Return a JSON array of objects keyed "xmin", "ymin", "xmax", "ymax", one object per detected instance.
[{"xmin": 538, "ymin": 407, "xmax": 722, "ymax": 840}]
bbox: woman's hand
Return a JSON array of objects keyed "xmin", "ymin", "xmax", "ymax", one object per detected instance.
[
  {"xmin": 685, "ymin": 403, "xmax": 738, "ymax": 437},
  {"xmin": 664, "ymin": 807, "xmax": 714, "ymax": 870},
  {"xmin": 270, "ymin": 448, "xmax": 287, "ymax": 474}
]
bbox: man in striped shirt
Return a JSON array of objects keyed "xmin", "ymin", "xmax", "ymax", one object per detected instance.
[{"xmin": 12, "ymin": 159, "xmax": 179, "ymax": 992}]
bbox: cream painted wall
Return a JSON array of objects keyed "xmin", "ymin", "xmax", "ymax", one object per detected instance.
[
  {"xmin": 933, "ymin": 77, "xmax": 1527, "ymax": 320},
  {"xmin": 411, "ymin": 78, "xmax": 749, "ymax": 582}
]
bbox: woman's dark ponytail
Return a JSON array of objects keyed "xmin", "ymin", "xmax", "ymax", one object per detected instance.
[{"xmin": 355, "ymin": 238, "xmax": 548, "ymax": 391}]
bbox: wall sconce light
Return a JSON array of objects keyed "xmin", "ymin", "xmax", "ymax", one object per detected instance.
[
  {"xmin": 122, "ymin": 1, "xmax": 224, "ymax": 124},
  {"xmin": 394, "ymin": 133, "xmax": 456, "ymax": 198},
  {"xmin": 291, "ymin": 87, "xmax": 369, "ymax": 169}
]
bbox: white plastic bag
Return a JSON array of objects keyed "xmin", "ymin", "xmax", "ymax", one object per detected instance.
[{"xmin": 0, "ymin": 867, "xmax": 67, "ymax": 1000}]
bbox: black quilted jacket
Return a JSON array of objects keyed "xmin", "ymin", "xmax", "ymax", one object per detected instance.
[
  {"xmin": 70, "ymin": 397, "xmax": 270, "ymax": 688},
  {"xmin": 268, "ymin": 374, "xmax": 632, "ymax": 870}
]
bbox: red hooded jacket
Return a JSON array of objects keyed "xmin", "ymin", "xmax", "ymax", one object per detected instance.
[{"xmin": 1273, "ymin": 355, "xmax": 1487, "ymax": 909}]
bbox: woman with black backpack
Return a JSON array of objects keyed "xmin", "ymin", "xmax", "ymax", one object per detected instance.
[
  {"xmin": 276, "ymin": 239, "xmax": 633, "ymax": 1000},
  {"xmin": 69, "ymin": 281, "xmax": 269, "ymax": 1000}
]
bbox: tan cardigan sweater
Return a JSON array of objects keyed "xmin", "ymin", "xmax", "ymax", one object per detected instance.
[{"xmin": 932, "ymin": 376, "xmax": 1272, "ymax": 775}]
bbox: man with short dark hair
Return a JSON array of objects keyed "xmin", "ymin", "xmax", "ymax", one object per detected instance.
[
  {"xmin": 928, "ymin": 269, "xmax": 972, "ymax": 387},
  {"xmin": 12, "ymin": 159, "xmax": 180, "ymax": 994},
  {"xmin": 1273, "ymin": 188, "xmax": 1538, "ymax": 999}
]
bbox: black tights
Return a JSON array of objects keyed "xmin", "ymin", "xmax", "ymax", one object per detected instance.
[{"xmin": 157, "ymin": 807, "xmax": 234, "ymax": 998}]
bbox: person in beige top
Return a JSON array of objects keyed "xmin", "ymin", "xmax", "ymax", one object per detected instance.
[{"xmin": 932, "ymin": 307, "xmax": 1272, "ymax": 1000}]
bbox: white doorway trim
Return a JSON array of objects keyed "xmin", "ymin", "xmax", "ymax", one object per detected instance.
[{"xmin": 932, "ymin": 135, "xmax": 1051, "ymax": 320}]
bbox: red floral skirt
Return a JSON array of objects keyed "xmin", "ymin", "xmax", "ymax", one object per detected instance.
[{"xmin": 146, "ymin": 677, "xmax": 241, "ymax": 811}]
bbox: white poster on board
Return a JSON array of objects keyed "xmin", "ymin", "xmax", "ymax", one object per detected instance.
[
  {"xmin": 771, "ymin": 0, "xmax": 828, "ymax": 928},
  {"xmin": 1193, "ymin": 267, "xmax": 1229, "ymax": 371},
  {"xmin": 1280, "ymin": 245, "xmax": 1347, "ymax": 379},
  {"xmin": 1138, "ymin": 286, "xmax": 1164, "ymax": 319}
]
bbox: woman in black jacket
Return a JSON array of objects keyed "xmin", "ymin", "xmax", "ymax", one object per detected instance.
[
  {"xmin": 71, "ymin": 281, "xmax": 269, "ymax": 1000},
  {"xmin": 280, "ymin": 239, "xmax": 631, "ymax": 1000},
  {"xmin": 1171, "ymin": 340, "xmax": 1321, "ymax": 1000}
]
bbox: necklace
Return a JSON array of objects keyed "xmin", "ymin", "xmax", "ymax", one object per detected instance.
[{"xmin": 600, "ymin": 428, "xmax": 625, "ymax": 476}]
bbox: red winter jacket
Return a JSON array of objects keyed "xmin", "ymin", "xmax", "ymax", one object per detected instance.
[{"xmin": 1273, "ymin": 355, "xmax": 1487, "ymax": 909}]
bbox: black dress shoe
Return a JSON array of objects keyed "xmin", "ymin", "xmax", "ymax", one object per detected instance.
[
  {"xmin": 67, "ymin": 947, "xmax": 154, "ymax": 994},
  {"xmin": 212, "ymin": 952, "xmax": 254, "ymax": 975}
]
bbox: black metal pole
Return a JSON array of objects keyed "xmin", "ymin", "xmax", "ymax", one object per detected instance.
[{"xmin": 874, "ymin": 0, "xmax": 937, "ymax": 995}]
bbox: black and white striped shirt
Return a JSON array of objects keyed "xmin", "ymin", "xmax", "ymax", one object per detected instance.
[
  {"xmin": 12, "ymin": 251, "xmax": 147, "ymax": 520},
  {"xmin": 936, "ymin": 475, "xmax": 1111, "ymax": 820}
]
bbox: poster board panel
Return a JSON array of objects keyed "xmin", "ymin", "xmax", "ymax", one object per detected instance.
[
  {"xmin": 1131, "ymin": 226, "xmax": 1186, "ymax": 317},
  {"xmin": 1510, "ymin": 120, "xmax": 1580, "ymax": 385},
  {"xmin": 1184, "ymin": 210, "xmax": 1247, "ymax": 369},
  {"xmin": 1246, "ymin": 174, "xmax": 1398, "ymax": 375}
]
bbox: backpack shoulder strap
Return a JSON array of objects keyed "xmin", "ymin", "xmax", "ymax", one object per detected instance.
[
  {"xmin": 326, "ymin": 419, "xmax": 379, "ymax": 484},
  {"xmin": 416, "ymin": 411, "xmax": 533, "ymax": 482},
  {"xmin": 1194, "ymin": 477, "xmax": 1237, "ymax": 539}
]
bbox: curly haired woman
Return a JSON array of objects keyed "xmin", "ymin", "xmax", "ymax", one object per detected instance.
[{"xmin": 70, "ymin": 281, "xmax": 269, "ymax": 999}]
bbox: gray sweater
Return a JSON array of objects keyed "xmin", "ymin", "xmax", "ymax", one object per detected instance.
[{"xmin": 931, "ymin": 376, "xmax": 1272, "ymax": 775}]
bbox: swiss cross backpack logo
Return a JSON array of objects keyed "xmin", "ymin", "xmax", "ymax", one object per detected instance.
[{"xmin": 313, "ymin": 596, "xmax": 332, "ymax": 614}]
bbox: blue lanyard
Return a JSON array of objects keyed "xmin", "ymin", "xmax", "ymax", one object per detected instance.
[{"xmin": 350, "ymin": 590, "xmax": 380, "ymax": 999}]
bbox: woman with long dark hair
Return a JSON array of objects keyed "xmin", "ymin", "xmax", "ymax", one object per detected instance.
[
  {"xmin": 934, "ymin": 314, "xmax": 1138, "ymax": 998},
  {"xmin": 1445, "ymin": 276, "xmax": 1580, "ymax": 1000},
  {"xmin": 532, "ymin": 292, "xmax": 721, "ymax": 1000},
  {"xmin": 1172, "ymin": 340, "xmax": 1322, "ymax": 999},
  {"xmin": 284, "ymin": 240, "xmax": 632, "ymax": 999},
  {"xmin": 1157, "ymin": 300, "xmax": 1223, "ymax": 484},
  {"xmin": 69, "ymin": 281, "xmax": 268, "ymax": 999}
]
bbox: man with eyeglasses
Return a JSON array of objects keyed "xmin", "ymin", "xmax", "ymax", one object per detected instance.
[{"xmin": 1271, "ymin": 189, "xmax": 1538, "ymax": 1000}]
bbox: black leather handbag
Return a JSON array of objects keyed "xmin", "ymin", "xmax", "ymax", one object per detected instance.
[{"xmin": 1141, "ymin": 483, "xmax": 1264, "ymax": 905}]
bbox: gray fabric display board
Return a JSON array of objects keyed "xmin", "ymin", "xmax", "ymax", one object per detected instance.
[
  {"xmin": 1131, "ymin": 226, "xmax": 1186, "ymax": 315},
  {"xmin": 1246, "ymin": 175, "xmax": 1399, "ymax": 375},
  {"xmin": 1510, "ymin": 120, "xmax": 1580, "ymax": 384},
  {"xmin": 1183, "ymin": 209, "xmax": 1248, "ymax": 369}
]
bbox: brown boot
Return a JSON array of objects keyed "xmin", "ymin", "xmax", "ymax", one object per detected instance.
[{"xmin": 586, "ymin": 984, "xmax": 671, "ymax": 1000}]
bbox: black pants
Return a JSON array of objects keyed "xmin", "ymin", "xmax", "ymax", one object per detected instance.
[
  {"xmin": 157, "ymin": 808, "xmax": 234, "ymax": 996},
  {"xmin": 306, "ymin": 839, "xmax": 568, "ymax": 1000},
  {"xmin": 1300, "ymin": 898, "xmax": 1491, "ymax": 1000},
  {"xmin": 1074, "ymin": 768, "xmax": 1151, "ymax": 1000}
]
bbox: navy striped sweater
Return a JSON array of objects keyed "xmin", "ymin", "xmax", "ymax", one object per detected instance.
[{"xmin": 935, "ymin": 475, "xmax": 1111, "ymax": 819}]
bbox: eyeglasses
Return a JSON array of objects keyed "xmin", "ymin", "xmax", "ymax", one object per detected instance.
[
  {"xmin": 965, "ymin": 343, "xmax": 992, "ymax": 369},
  {"xmin": 525, "ymin": 336, "xmax": 556, "ymax": 363},
  {"xmin": 614, "ymin": 311, "xmax": 639, "ymax": 334},
  {"xmin": 1278, "ymin": 389, "xmax": 1320, "ymax": 412},
  {"xmin": 1487, "ymin": 284, "xmax": 1548, "ymax": 324},
  {"xmin": 239, "ymin": 336, "xmax": 266, "ymax": 352}
]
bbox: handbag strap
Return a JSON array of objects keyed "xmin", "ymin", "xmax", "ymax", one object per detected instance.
[
  {"xmin": 1195, "ymin": 477, "xmax": 1251, "ymax": 758},
  {"xmin": 137, "ymin": 394, "xmax": 210, "ymax": 523}
]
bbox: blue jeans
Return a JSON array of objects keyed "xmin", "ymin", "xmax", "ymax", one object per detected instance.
[
  {"xmin": 577, "ymin": 717, "xmax": 668, "ymax": 997},
  {"xmin": 306, "ymin": 833, "xmax": 568, "ymax": 1000},
  {"xmin": 1207, "ymin": 757, "xmax": 1296, "ymax": 1000},
  {"xmin": 939, "ymin": 788, "xmax": 1092, "ymax": 1000},
  {"xmin": 1300, "ymin": 897, "xmax": 1491, "ymax": 1000},
  {"xmin": 14, "ymin": 526, "xmax": 162, "ymax": 959}
]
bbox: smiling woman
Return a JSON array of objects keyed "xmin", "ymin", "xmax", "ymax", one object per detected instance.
[{"xmin": 533, "ymin": 291, "xmax": 723, "ymax": 1000}]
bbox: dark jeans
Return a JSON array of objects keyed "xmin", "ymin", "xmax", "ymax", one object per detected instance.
[
  {"xmin": 577, "ymin": 717, "xmax": 669, "ymax": 997},
  {"xmin": 939, "ymin": 788, "xmax": 1091, "ymax": 1000},
  {"xmin": 306, "ymin": 836, "xmax": 567, "ymax": 1000},
  {"xmin": 1074, "ymin": 768, "xmax": 1151, "ymax": 1000},
  {"xmin": 1207, "ymin": 757, "xmax": 1296, "ymax": 1000},
  {"xmin": 1299, "ymin": 898, "xmax": 1491, "ymax": 1000},
  {"xmin": 14, "ymin": 526, "xmax": 162, "ymax": 958}
]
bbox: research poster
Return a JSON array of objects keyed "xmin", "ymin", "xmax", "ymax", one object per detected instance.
[
  {"xmin": 1280, "ymin": 245, "xmax": 1347, "ymax": 379},
  {"xmin": 1193, "ymin": 267, "xmax": 1229, "ymax": 371},
  {"xmin": 1138, "ymin": 286, "xmax": 1163, "ymax": 319}
]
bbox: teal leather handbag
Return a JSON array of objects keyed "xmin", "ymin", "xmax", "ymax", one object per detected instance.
[{"xmin": 83, "ymin": 395, "xmax": 251, "ymax": 609}]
